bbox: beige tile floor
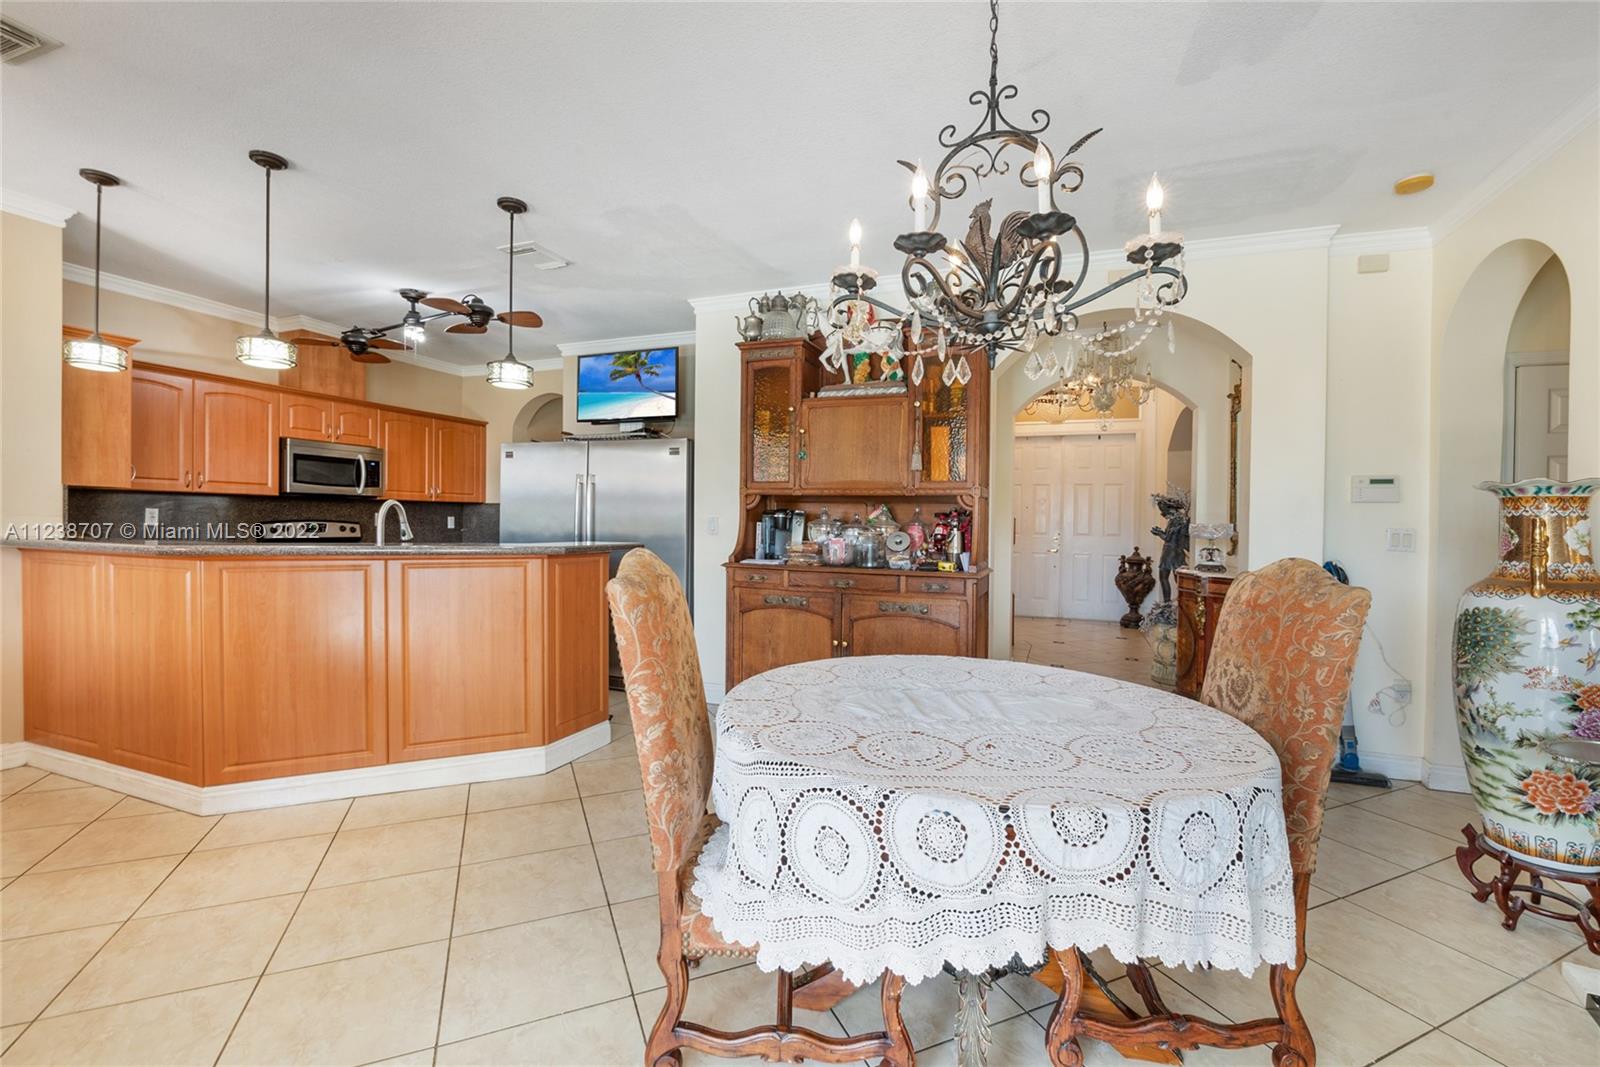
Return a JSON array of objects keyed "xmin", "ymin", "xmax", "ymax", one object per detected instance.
[{"xmin": 0, "ymin": 628, "xmax": 1594, "ymax": 1066}]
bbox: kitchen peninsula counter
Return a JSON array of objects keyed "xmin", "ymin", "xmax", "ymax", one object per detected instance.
[{"xmin": 16, "ymin": 541, "xmax": 628, "ymax": 810}]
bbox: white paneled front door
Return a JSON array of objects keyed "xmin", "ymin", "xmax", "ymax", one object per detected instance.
[
  {"xmin": 1513, "ymin": 363, "xmax": 1569, "ymax": 481},
  {"xmin": 1012, "ymin": 437, "xmax": 1062, "ymax": 618},
  {"xmin": 1012, "ymin": 432, "xmax": 1137, "ymax": 621}
]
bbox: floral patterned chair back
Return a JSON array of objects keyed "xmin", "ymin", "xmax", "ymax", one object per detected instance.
[
  {"xmin": 605, "ymin": 548, "xmax": 714, "ymax": 875},
  {"xmin": 1200, "ymin": 557, "xmax": 1371, "ymax": 873}
]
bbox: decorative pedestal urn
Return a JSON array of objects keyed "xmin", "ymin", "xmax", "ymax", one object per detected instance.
[{"xmin": 1453, "ymin": 478, "xmax": 1600, "ymax": 872}]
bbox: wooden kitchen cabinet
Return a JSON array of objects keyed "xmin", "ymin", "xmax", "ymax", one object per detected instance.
[
  {"xmin": 542, "ymin": 554, "xmax": 610, "ymax": 742},
  {"xmin": 381, "ymin": 410, "xmax": 433, "ymax": 499},
  {"xmin": 61, "ymin": 327, "xmax": 135, "ymax": 489},
  {"xmin": 193, "ymin": 378, "xmax": 278, "ymax": 495},
  {"xmin": 432, "ymin": 419, "xmax": 485, "ymax": 502},
  {"xmin": 798, "ymin": 395, "xmax": 911, "ymax": 491},
  {"xmin": 840, "ymin": 593, "xmax": 967, "ymax": 657},
  {"xmin": 104, "ymin": 556, "xmax": 204, "ymax": 784},
  {"xmin": 731, "ymin": 586, "xmax": 838, "ymax": 679},
  {"xmin": 280, "ymin": 395, "xmax": 332, "ymax": 441},
  {"xmin": 130, "ymin": 367, "xmax": 194, "ymax": 492},
  {"xmin": 330, "ymin": 401, "xmax": 380, "ymax": 447},
  {"xmin": 201, "ymin": 558, "xmax": 388, "ymax": 784},
  {"xmin": 21, "ymin": 552, "xmax": 104, "ymax": 758}
]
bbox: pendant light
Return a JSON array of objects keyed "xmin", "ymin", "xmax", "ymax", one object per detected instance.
[
  {"xmin": 62, "ymin": 169, "xmax": 128, "ymax": 372},
  {"xmin": 485, "ymin": 196, "xmax": 534, "ymax": 390},
  {"xmin": 235, "ymin": 150, "xmax": 297, "ymax": 370}
]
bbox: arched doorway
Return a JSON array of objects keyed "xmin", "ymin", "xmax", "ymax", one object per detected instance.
[
  {"xmin": 990, "ymin": 312, "xmax": 1255, "ymax": 659},
  {"xmin": 511, "ymin": 392, "xmax": 564, "ymax": 442},
  {"xmin": 1501, "ymin": 257, "xmax": 1571, "ymax": 481}
]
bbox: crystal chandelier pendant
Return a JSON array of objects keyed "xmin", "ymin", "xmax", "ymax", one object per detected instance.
[
  {"xmin": 910, "ymin": 308, "xmax": 923, "ymax": 344},
  {"xmin": 941, "ymin": 357, "xmax": 958, "ymax": 386},
  {"xmin": 1024, "ymin": 351, "xmax": 1044, "ymax": 381},
  {"xmin": 911, "ymin": 353, "xmax": 925, "ymax": 386},
  {"xmin": 955, "ymin": 354, "xmax": 972, "ymax": 385},
  {"xmin": 936, "ymin": 327, "xmax": 947, "ymax": 363}
]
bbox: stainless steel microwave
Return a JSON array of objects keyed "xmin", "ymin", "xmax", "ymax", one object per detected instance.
[{"xmin": 280, "ymin": 438, "xmax": 384, "ymax": 496}]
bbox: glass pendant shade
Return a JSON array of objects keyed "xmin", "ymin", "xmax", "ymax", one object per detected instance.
[
  {"xmin": 63, "ymin": 333, "xmax": 128, "ymax": 372},
  {"xmin": 236, "ymin": 329, "xmax": 298, "ymax": 370},
  {"xmin": 486, "ymin": 354, "xmax": 534, "ymax": 390}
]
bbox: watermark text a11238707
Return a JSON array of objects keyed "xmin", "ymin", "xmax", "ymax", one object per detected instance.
[{"xmin": 4, "ymin": 521, "xmax": 269, "ymax": 542}]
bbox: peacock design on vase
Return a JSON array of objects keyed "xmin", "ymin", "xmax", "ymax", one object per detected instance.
[{"xmin": 1453, "ymin": 478, "xmax": 1600, "ymax": 871}]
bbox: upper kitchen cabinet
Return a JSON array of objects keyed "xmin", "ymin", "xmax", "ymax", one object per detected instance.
[
  {"xmin": 330, "ymin": 401, "xmax": 380, "ymax": 447},
  {"xmin": 276, "ymin": 333, "xmax": 366, "ymax": 399},
  {"xmin": 193, "ymin": 378, "xmax": 278, "ymax": 495},
  {"xmin": 279, "ymin": 395, "xmax": 381, "ymax": 448},
  {"xmin": 130, "ymin": 366, "xmax": 194, "ymax": 492},
  {"xmin": 739, "ymin": 337, "xmax": 820, "ymax": 491},
  {"xmin": 62, "ymin": 326, "xmax": 136, "ymax": 489},
  {"xmin": 432, "ymin": 419, "xmax": 485, "ymax": 502},
  {"xmin": 381, "ymin": 410, "xmax": 433, "ymax": 500}
]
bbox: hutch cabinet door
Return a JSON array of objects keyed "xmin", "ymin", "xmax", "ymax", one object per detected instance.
[
  {"xmin": 330, "ymin": 401, "xmax": 380, "ymax": 448},
  {"xmin": 840, "ymin": 594, "xmax": 967, "ymax": 657},
  {"xmin": 130, "ymin": 367, "xmax": 194, "ymax": 492},
  {"xmin": 742, "ymin": 358, "xmax": 801, "ymax": 489},
  {"xmin": 381, "ymin": 411, "xmax": 434, "ymax": 500},
  {"xmin": 731, "ymin": 587, "xmax": 838, "ymax": 686},
  {"xmin": 280, "ymin": 395, "xmax": 333, "ymax": 441},
  {"xmin": 432, "ymin": 419, "xmax": 485, "ymax": 502},
  {"xmin": 798, "ymin": 396, "xmax": 911, "ymax": 491},
  {"xmin": 192, "ymin": 379, "xmax": 279, "ymax": 495},
  {"xmin": 913, "ymin": 354, "xmax": 986, "ymax": 490}
]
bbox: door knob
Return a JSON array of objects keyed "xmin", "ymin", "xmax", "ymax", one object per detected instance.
[{"xmin": 1049, "ymin": 531, "xmax": 1061, "ymax": 554}]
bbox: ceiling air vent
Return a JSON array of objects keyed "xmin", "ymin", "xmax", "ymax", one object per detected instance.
[
  {"xmin": 495, "ymin": 239, "xmax": 569, "ymax": 271},
  {"xmin": 1, "ymin": 17, "xmax": 60, "ymax": 64}
]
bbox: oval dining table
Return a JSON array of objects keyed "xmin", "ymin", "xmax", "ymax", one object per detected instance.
[{"xmin": 691, "ymin": 654, "xmax": 1300, "ymax": 1067}]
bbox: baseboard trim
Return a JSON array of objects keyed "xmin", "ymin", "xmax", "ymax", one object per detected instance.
[
  {"xmin": 1424, "ymin": 760, "xmax": 1472, "ymax": 794},
  {"xmin": 704, "ymin": 681, "xmax": 727, "ymax": 705},
  {"xmin": 10, "ymin": 721, "xmax": 613, "ymax": 815},
  {"xmin": 1353, "ymin": 752, "xmax": 1425, "ymax": 784},
  {"xmin": 0, "ymin": 741, "xmax": 28, "ymax": 770}
]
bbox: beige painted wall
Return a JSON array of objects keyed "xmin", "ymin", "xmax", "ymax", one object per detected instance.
[
  {"xmin": 1, "ymin": 213, "xmax": 67, "ymax": 746},
  {"xmin": 460, "ymin": 369, "xmax": 563, "ymax": 502},
  {"xmin": 1506, "ymin": 256, "xmax": 1571, "ymax": 353}
]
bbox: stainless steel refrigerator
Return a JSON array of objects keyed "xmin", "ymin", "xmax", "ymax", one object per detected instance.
[{"xmin": 499, "ymin": 438, "xmax": 693, "ymax": 612}]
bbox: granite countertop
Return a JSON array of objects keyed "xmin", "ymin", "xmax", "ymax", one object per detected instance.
[{"xmin": 5, "ymin": 539, "xmax": 640, "ymax": 558}]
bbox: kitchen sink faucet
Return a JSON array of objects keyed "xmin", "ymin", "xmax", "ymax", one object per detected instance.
[{"xmin": 375, "ymin": 499, "xmax": 414, "ymax": 546}]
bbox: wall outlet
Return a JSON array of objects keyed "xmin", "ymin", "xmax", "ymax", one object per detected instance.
[
  {"xmin": 143, "ymin": 507, "xmax": 160, "ymax": 530},
  {"xmin": 1385, "ymin": 528, "xmax": 1417, "ymax": 552},
  {"xmin": 446, "ymin": 516, "xmax": 456, "ymax": 530},
  {"xmin": 707, "ymin": 516, "xmax": 720, "ymax": 536},
  {"xmin": 1392, "ymin": 679, "xmax": 1413, "ymax": 704}
]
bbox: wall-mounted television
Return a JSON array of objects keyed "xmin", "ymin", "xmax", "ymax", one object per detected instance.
[{"xmin": 576, "ymin": 347, "xmax": 679, "ymax": 423}]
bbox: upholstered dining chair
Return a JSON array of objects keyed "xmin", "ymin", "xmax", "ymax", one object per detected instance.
[
  {"xmin": 1041, "ymin": 557, "xmax": 1371, "ymax": 1067},
  {"xmin": 606, "ymin": 548, "xmax": 915, "ymax": 1067}
]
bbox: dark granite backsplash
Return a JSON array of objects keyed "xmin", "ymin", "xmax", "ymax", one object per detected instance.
[{"xmin": 67, "ymin": 488, "xmax": 501, "ymax": 545}]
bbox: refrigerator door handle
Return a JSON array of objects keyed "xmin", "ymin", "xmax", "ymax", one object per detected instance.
[
  {"xmin": 574, "ymin": 474, "xmax": 586, "ymax": 542},
  {"xmin": 585, "ymin": 474, "xmax": 597, "ymax": 544}
]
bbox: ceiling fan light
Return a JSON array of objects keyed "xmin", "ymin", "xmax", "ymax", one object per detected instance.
[
  {"xmin": 63, "ymin": 333, "xmax": 128, "ymax": 372},
  {"xmin": 236, "ymin": 328, "xmax": 298, "ymax": 370},
  {"xmin": 402, "ymin": 320, "xmax": 426, "ymax": 346},
  {"xmin": 486, "ymin": 354, "xmax": 534, "ymax": 390}
]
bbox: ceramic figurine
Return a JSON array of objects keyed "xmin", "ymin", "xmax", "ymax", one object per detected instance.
[{"xmin": 1453, "ymin": 478, "xmax": 1600, "ymax": 871}]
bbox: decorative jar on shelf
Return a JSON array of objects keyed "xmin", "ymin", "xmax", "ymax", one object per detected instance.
[{"xmin": 1453, "ymin": 478, "xmax": 1600, "ymax": 871}]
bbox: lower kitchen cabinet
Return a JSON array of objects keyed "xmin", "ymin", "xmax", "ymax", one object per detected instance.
[
  {"xmin": 20, "ymin": 549, "xmax": 610, "ymax": 788},
  {"xmin": 725, "ymin": 565, "xmax": 989, "ymax": 688},
  {"xmin": 201, "ymin": 559, "xmax": 389, "ymax": 784}
]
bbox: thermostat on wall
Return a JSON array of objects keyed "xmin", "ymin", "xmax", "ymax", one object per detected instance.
[{"xmin": 1352, "ymin": 475, "xmax": 1401, "ymax": 503}]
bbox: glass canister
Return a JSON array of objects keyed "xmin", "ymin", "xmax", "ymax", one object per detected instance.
[
  {"xmin": 821, "ymin": 530, "xmax": 853, "ymax": 567},
  {"xmin": 856, "ymin": 525, "xmax": 888, "ymax": 568},
  {"xmin": 903, "ymin": 506, "xmax": 928, "ymax": 558},
  {"xmin": 841, "ymin": 514, "xmax": 871, "ymax": 566},
  {"xmin": 806, "ymin": 506, "xmax": 835, "ymax": 543}
]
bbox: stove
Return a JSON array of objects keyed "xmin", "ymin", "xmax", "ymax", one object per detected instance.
[{"xmin": 256, "ymin": 520, "xmax": 363, "ymax": 542}]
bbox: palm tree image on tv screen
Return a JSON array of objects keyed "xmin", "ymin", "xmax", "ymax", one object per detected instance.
[{"xmin": 577, "ymin": 347, "xmax": 679, "ymax": 422}]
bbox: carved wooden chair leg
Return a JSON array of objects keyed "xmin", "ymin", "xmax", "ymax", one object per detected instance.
[
  {"xmin": 647, "ymin": 939, "xmax": 690, "ymax": 1067},
  {"xmin": 1269, "ymin": 875, "xmax": 1315, "ymax": 1067},
  {"xmin": 1044, "ymin": 948, "xmax": 1087, "ymax": 1067},
  {"xmin": 877, "ymin": 972, "xmax": 915, "ymax": 1067}
]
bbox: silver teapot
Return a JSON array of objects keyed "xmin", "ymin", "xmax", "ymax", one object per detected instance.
[
  {"xmin": 736, "ymin": 310, "xmax": 764, "ymax": 341},
  {"xmin": 757, "ymin": 292, "xmax": 819, "ymax": 340}
]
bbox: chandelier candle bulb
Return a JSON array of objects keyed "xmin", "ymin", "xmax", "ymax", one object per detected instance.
[
  {"xmin": 911, "ymin": 167, "xmax": 930, "ymax": 231},
  {"xmin": 1146, "ymin": 174, "xmax": 1164, "ymax": 235},
  {"xmin": 1034, "ymin": 142, "xmax": 1052, "ymax": 213},
  {"xmin": 849, "ymin": 218, "xmax": 862, "ymax": 269}
]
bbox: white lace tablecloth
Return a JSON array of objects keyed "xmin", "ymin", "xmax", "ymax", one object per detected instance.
[{"xmin": 692, "ymin": 655, "xmax": 1297, "ymax": 985}]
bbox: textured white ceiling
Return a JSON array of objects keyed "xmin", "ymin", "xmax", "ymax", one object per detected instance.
[{"xmin": 3, "ymin": 1, "xmax": 1596, "ymax": 366}]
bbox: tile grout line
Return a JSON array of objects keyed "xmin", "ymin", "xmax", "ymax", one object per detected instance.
[
  {"xmin": 431, "ymin": 781, "xmax": 474, "ymax": 1057},
  {"xmin": 576, "ymin": 759, "xmax": 653, "ymax": 1048},
  {"xmin": 209, "ymin": 799, "xmax": 353, "ymax": 1066}
]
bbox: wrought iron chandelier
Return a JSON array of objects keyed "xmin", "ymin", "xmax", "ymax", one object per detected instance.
[{"xmin": 825, "ymin": 0, "xmax": 1189, "ymax": 391}]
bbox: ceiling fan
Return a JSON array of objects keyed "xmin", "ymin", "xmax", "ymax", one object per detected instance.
[{"xmin": 301, "ymin": 201, "xmax": 546, "ymax": 363}]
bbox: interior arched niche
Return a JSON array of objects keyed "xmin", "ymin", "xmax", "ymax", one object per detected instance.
[
  {"xmin": 511, "ymin": 392, "xmax": 565, "ymax": 442},
  {"xmin": 989, "ymin": 311, "xmax": 1254, "ymax": 653},
  {"xmin": 1501, "ymin": 257, "xmax": 1571, "ymax": 481}
]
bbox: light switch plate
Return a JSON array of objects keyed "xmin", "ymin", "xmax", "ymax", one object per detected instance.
[
  {"xmin": 143, "ymin": 507, "xmax": 159, "ymax": 529},
  {"xmin": 1385, "ymin": 528, "xmax": 1417, "ymax": 552},
  {"xmin": 707, "ymin": 516, "xmax": 720, "ymax": 536},
  {"xmin": 446, "ymin": 516, "xmax": 456, "ymax": 530}
]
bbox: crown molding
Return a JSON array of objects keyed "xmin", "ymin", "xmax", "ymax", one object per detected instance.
[
  {"xmin": 2, "ymin": 189, "xmax": 76, "ymax": 228},
  {"xmin": 1180, "ymin": 224, "xmax": 1341, "ymax": 261},
  {"xmin": 687, "ymin": 281, "xmax": 834, "ymax": 317},
  {"xmin": 556, "ymin": 330, "xmax": 696, "ymax": 358},
  {"xmin": 1328, "ymin": 227, "xmax": 1434, "ymax": 257},
  {"xmin": 1431, "ymin": 92, "xmax": 1599, "ymax": 241}
]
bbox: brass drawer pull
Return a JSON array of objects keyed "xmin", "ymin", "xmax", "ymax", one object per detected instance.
[
  {"xmin": 763, "ymin": 594, "xmax": 809, "ymax": 608},
  {"xmin": 830, "ymin": 578, "xmax": 855, "ymax": 588},
  {"xmin": 878, "ymin": 601, "xmax": 931, "ymax": 616},
  {"xmin": 744, "ymin": 573, "xmax": 768, "ymax": 583},
  {"xmin": 919, "ymin": 581, "xmax": 950, "ymax": 592}
]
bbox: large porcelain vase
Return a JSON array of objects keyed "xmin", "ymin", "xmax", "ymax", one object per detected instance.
[{"xmin": 1453, "ymin": 478, "xmax": 1600, "ymax": 871}]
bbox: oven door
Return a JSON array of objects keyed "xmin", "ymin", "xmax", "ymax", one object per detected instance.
[{"xmin": 281, "ymin": 439, "xmax": 384, "ymax": 496}]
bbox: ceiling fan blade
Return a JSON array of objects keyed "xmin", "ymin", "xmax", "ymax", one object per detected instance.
[
  {"xmin": 349, "ymin": 351, "xmax": 392, "ymax": 364},
  {"xmin": 292, "ymin": 336, "xmax": 344, "ymax": 347},
  {"xmin": 446, "ymin": 323, "xmax": 488, "ymax": 334},
  {"xmin": 420, "ymin": 296, "xmax": 471, "ymax": 315},
  {"xmin": 366, "ymin": 337, "xmax": 405, "ymax": 350},
  {"xmin": 497, "ymin": 310, "xmax": 544, "ymax": 328}
]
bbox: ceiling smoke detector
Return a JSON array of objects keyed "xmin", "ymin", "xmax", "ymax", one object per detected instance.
[
  {"xmin": 495, "ymin": 239, "xmax": 568, "ymax": 271},
  {"xmin": 1, "ymin": 17, "xmax": 61, "ymax": 64}
]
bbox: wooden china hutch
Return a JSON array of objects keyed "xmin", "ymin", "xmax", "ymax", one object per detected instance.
[{"xmin": 725, "ymin": 335, "xmax": 991, "ymax": 689}]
